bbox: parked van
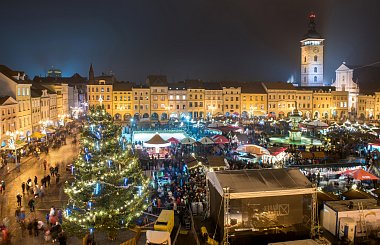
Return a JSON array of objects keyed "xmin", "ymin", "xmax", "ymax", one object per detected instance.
[{"xmin": 154, "ymin": 210, "xmax": 174, "ymax": 233}]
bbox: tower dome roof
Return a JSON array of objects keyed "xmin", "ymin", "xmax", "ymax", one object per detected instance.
[{"xmin": 303, "ymin": 12, "xmax": 322, "ymax": 39}]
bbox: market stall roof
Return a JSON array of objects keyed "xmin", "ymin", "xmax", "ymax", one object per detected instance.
[
  {"xmin": 181, "ymin": 137, "xmax": 196, "ymax": 145},
  {"xmin": 317, "ymin": 190, "xmax": 339, "ymax": 203},
  {"xmin": 143, "ymin": 134, "xmax": 171, "ymax": 147},
  {"xmin": 236, "ymin": 144, "xmax": 270, "ymax": 155},
  {"xmin": 369, "ymin": 139, "xmax": 380, "ymax": 146},
  {"xmin": 206, "ymin": 156, "xmax": 227, "ymax": 168},
  {"xmin": 167, "ymin": 137, "xmax": 180, "ymax": 144},
  {"xmin": 348, "ymin": 169, "xmax": 379, "ymax": 181},
  {"xmin": 45, "ymin": 128, "xmax": 56, "ymax": 134},
  {"xmin": 267, "ymin": 147, "xmax": 287, "ymax": 156},
  {"xmin": 199, "ymin": 136, "xmax": 214, "ymax": 145},
  {"xmin": 213, "ymin": 135, "xmax": 229, "ymax": 144},
  {"xmin": 207, "ymin": 168, "xmax": 314, "ymax": 199},
  {"xmin": 341, "ymin": 189, "xmax": 375, "ymax": 200},
  {"xmin": 2, "ymin": 141, "xmax": 27, "ymax": 150},
  {"xmin": 31, "ymin": 131, "xmax": 46, "ymax": 139},
  {"xmin": 304, "ymin": 120, "xmax": 328, "ymax": 128}
]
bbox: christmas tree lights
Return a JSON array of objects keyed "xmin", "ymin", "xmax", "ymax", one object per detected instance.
[{"xmin": 64, "ymin": 106, "xmax": 149, "ymax": 238}]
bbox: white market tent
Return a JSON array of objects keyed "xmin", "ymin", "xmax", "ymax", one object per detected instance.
[
  {"xmin": 146, "ymin": 230, "xmax": 171, "ymax": 245},
  {"xmin": 207, "ymin": 168, "xmax": 314, "ymax": 199},
  {"xmin": 236, "ymin": 144, "xmax": 270, "ymax": 156},
  {"xmin": 305, "ymin": 120, "xmax": 328, "ymax": 128}
]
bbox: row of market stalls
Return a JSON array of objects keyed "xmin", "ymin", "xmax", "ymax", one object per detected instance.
[
  {"xmin": 138, "ymin": 132, "xmax": 231, "ymax": 159},
  {"xmin": 231, "ymin": 144, "xmax": 288, "ymax": 166}
]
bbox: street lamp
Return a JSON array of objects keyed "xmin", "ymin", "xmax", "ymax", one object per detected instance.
[{"xmin": 6, "ymin": 130, "xmax": 23, "ymax": 168}]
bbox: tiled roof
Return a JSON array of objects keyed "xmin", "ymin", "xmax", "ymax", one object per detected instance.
[
  {"xmin": 0, "ymin": 65, "xmax": 31, "ymax": 84},
  {"xmin": 203, "ymin": 82, "xmax": 222, "ymax": 90},
  {"xmin": 185, "ymin": 79, "xmax": 204, "ymax": 89},
  {"xmin": 31, "ymin": 82, "xmax": 56, "ymax": 97},
  {"xmin": 33, "ymin": 73, "xmax": 88, "ymax": 85},
  {"xmin": 239, "ymin": 82, "xmax": 266, "ymax": 94},
  {"xmin": 168, "ymin": 81, "xmax": 186, "ymax": 90},
  {"xmin": 147, "ymin": 75, "xmax": 168, "ymax": 86},
  {"xmin": 297, "ymin": 86, "xmax": 336, "ymax": 92},
  {"xmin": 113, "ymin": 82, "xmax": 133, "ymax": 91},
  {"xmin": 0, "ymin": 96, "xmax": 11, "ymax": 105},
  {"xmin": 262, "ymin": 81, "xmax": 296, "ymax": 90}
]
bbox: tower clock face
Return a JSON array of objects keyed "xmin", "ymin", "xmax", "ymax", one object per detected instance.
[{"xmin": 313, "ymin": 47, "xmax": 319, "ymax": 53}]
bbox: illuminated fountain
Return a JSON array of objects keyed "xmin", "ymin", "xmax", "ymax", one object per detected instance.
[
  {"xmin": 288, "ymin": 108, "xmax": 302, "ymax": 142},
  {"xmin": 269, "ymin": 108, "xmax": 322, "ymax": 146}
]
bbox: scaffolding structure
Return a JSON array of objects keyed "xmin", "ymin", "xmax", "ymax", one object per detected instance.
[
  {"xmin": 223, "ymin": 186, "xmax": 230, "ymax": 245},
  {"xmin": 310, "ymin": 184, "xmax": 319, "ymax": 238}
]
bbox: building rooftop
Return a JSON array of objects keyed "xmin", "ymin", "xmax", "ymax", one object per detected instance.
[
  {"xmin": 0, "ymin": 65, "xmax": 31, "ymax": 84},
  {"xmin": 31, "ymin": 82, "xmax": 56, "ymax": 97},
  {"xmin": 262, "ymin": 81, "xmax": 296, "ymax": 90},
  {"xmin": 297, "ymin": 86, "xmax": 336, "ymax": 92},
  {"xmin": 185, "ymin": 79, "xmax": 204, "ymax": 89},
  {"xmin": 0, "ymin": 96, "xmax": 13, "ymax": 105},
  {"xmin": 207, "ymin": 168, "xmax": 313, "ymax": 198},
  {"xmin": 33, "ymin": 73, "xmax": 88, "ymax": 85},
  {"xmin": 146, "ymin": 75, "xmax": 168, "ymax": 86},
  {"xmin": 113, "ymin": 82, "xmax": 133, "ymax": 91},
  {"xmin": 168, "ymin": 81, "xmax": 186, "ymax": 90},
  {"xmin": 325, "ymin": 198, "xmax": 379, "ymax": 212},
  {"xmin": 203, "ymin": 82, "xmax": 222, "ymax": 90},
  {"xmin": 239, "ymin": 82, "xmax": 267, "ymax": 93}
]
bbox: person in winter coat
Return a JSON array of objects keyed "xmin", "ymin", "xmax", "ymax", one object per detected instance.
[
  {"xmin": 28, "ymin": 199, "xmax": 35, "ymax": 212},
  {"xmin": 16, "ymin": 193, "xmax": 22, "ymax": 206},
  {"xmin": 21, "ymin": 182, "xmax": 26, "ymax": 193}
]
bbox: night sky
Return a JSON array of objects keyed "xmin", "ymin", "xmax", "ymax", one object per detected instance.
[{"xmin": 1, "ymin": 0, "xmax": 380, "ymax": 84}]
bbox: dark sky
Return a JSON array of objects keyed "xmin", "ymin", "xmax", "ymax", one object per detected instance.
[{"xmin": 1, "ymin": 0, "xmax": 380, "ymax": 84}]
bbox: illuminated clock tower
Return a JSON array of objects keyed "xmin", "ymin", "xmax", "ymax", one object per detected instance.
[{"xmin": 300, "ymin": 12, "xmax": 324, "ymax": 86}]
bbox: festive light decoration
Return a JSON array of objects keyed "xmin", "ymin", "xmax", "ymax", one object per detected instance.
[{"xmin": 64, "ymin": 106, "xmax": 149, "ymax": 237}]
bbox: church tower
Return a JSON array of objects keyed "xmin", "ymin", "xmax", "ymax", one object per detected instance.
[
  {"xmin": 300, "ymin": 12, "xmax": 324, "ymax": 86},
  {"xmin": 89, "ymin": 63, "xmax": 95, "ymax": 83}
]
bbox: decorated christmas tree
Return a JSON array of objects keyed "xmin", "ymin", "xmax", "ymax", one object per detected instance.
[{"xmin": 64, "ymin": 105, "xmax": 149, "ymax": 238}]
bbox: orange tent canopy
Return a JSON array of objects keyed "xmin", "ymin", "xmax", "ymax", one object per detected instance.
[{"xmin": 350, "ymin": 169, "xmax": 379, "ymax": 181}]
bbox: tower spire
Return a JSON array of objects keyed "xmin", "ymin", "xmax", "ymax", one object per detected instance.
[
  {"xmin": 89, "ymin": 63, "xmax": 94, "ymax": 82},
  {"xmin": 308, "ymin": 12, "xmax": 317, "ymax": 33}
]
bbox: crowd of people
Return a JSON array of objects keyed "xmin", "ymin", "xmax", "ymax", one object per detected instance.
[{"xmin": 0, "ymin": 122, "xmax": 80, "ymax": 244}]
